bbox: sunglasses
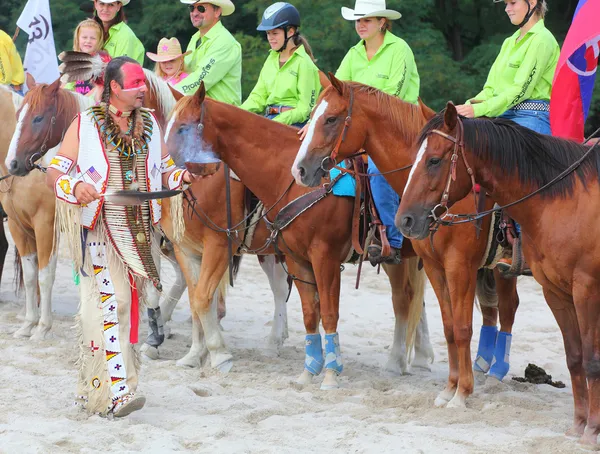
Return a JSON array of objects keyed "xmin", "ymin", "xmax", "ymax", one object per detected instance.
[{"xmin": 188, "ymin": 4, "xmax": 208, "ymax": 13}]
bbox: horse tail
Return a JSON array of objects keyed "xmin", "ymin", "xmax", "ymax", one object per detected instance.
[
  {"xmin": 231, "ymin": 255, "xmax": 242, "ymax": 280},
  {"xmin": 476, "ymin": 268, "xmax": 498, "ymax": 309},
  {"xmin": 13, "ymin": 246, "xmax": 23, "ymax": 296},
  {"xmin": 405, "ymin": 256, "xmax": 426, "ymax": 359}
]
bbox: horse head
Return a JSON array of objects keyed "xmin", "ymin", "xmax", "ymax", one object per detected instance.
[
  {"xmin": 396, "ymin": 102, "xmax": 473, "ymax": 240},
  {"xmin": 6, "ymin": 79, "xmax": 76, "ymax": 176},
  {"xmin": 164, "ymin": 82, "xmax": 221, "ymax": 171},
  {"xmin": 291, "ymin": 73, "xmax": 369, "ymax": 187}
]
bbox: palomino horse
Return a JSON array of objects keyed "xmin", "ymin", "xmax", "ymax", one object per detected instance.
[
  {"xmin": 397, "ymin": 103, "xmax": 600, "ymax": 445},
  {"xmin": 6, "ymin": 73, "xmax": 291, "ymax": 362},
  {"xmin": 291, "ymin": 77, "xmax": 519, "ymax": 407},
  {"xmin": 164, "ymin": 84, "xmax": 433, "ymax": 389}
]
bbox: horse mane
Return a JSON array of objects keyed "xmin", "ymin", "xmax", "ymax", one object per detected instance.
[
  {"xmin": 344, "ymin": 82, "xmax": 427, "ymax": 145},
  {"xmin": 419, "ymin": 111, "xmax": 598, "ymax": 198},
  {"xmin": 143, "ymin": 69, "xmax": 176, "ymax": 121},
  {"xmin": 23, "ymin": 83, "xmax": 82, "ymax": 120}
]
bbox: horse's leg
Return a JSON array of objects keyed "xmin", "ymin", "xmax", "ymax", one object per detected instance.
[
  {"xmin": 257, "ymin": 255, "xmax": 289, "ymax": 352},
  {"xmin": 141, "ymin": 240, "xmax": 166, "ymax": 360},
  {"xmin": 310, "ymin": 252, "xmax": 343, "ymax": 390},
  {"xmin": 445, "ymin": 264, "xmax": 478, "ymax": 408},
  {"xmin": 487, "ymin": 270, "xmax": 519, "ymax": 381},
  {"xmin": 10, "ymin": 223, "xmax": 39, "ymax": 338},
  {"xmin": 412, "ymin": 299, "xmax": 435, "ymax": 371},
  {"xmin": 30, "ymin": 220, "xmax": 57, "ymax": 341},
  {"xmin": 474, "ymin": 269, "xmax": 499, "ymax": 377},
  {"xmin": 543, "ymin": 287, "xmax": 587, "ymax": 439},
  {"xmin": 189, "ymin": 241, "xmax": 232, "ymax": 372},
  {"xmin": 422, "ymin": 261, "xmax": 458, "ymax": 407},
  {"xmin": 287, "ymin": 258, "xmax": 322, "ymax": 386},
  {"xmin": 160, "ymin": 248, "xmax": 189, "ymax": 325}
]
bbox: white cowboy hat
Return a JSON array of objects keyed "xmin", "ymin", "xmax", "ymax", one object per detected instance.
[
  {"xmin": 93, "ymin": 0, "xmax": 131, "ymax": 6},
  {"xmin": 341, "ymin": 0, "xmax": 401, "ymax": 21},
  {"xmin": 179, "ymin": 0, "xmax": 235, "ymax": 16}
]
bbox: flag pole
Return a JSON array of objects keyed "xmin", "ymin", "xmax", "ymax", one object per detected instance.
[{"xmin": 12, "ymin": 27, "xmax": 20, "ymax": 42}]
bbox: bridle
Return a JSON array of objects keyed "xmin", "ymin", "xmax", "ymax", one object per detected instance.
[
  {"xmin": 318, "ymin": 87, "xmax": 414, "ymax": 177},
  {"xmin": 28, "ymin": 110, "xmax": 57, "ymax": 173}
]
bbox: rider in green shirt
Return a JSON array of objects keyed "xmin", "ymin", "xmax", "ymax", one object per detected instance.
[
  {"xmin": 92, "ymin": 0, "xmax": 144, "ymax": 64},
  {"xmin": 241, "ymin": 2, "xmax": 320, "ymax": 126},
  {"xmin": 335, "ymin": 0, "xmax": 420, "ymax": 267},
  {"xmin": 175, "ymin": 0, "xmax": 242, "ymax": 105}
]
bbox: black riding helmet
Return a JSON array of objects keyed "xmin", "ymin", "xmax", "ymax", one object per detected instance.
[
  {"xmin": 493, "ymin": 0, "xmax": 544, "ymax": 28},
  {"xmin": 257, "ymin": 2, "xmax": 301, "ymax": 52}
]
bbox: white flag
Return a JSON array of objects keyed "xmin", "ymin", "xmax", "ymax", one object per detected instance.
[{"xmin": 17, "ymin": 0, "xmax": 60, "ymax": 84}]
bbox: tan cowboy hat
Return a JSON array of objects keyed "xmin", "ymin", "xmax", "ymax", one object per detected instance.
[
  {"xmin": 179, "ymin": 0, "xmax": 235, "ymax": 16},
  {"xmin": 92, "ymin": 0, "xmax": 131, "ymax": 7},
  {"xmin": 146, "ymin": 38, "xmax": 191, "ymax": 62},
  {"xmin": 341, "ymin": 0, "xmax": 401, "ymax": 21}
]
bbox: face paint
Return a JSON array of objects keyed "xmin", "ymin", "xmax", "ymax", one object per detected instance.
[{"xmin": 120, "ymin": 63, "xmax": 146, "ymax": 91}]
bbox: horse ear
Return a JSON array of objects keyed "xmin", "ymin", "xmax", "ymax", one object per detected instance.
[
  {"xmin": 26, "ymin": 72, "xmax": 36, "ymax": 89},
  {"xmin": 319, "ymin": 70, "xmax": 331, "ymax": 90},
  {"xmin": 168, "ymin": 85, "xmax": 184, "ymax": 101},
  {"xmin": 49, "ymin": 77, "xmax": 61, "ymax": 93},
  {"xmin": 328, "ymin": 72, "xmax": 345, "ymax": 96},
  {"xmin": 444, "ymin": 102, "xmax": 458, "ymax": 130},
  {"xmin": 418, "ymin": 98, "xmax": 436, "ymax": 121},
  {"xmin": 194, "ymin": 81, "xmax": 206, "ymax": 105}
]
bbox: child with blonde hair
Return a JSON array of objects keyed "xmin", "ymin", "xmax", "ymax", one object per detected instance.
[
  {"xmin": 146, "ymin": 37, "xmax": 189, "ymax": 86},
  {"xmin": 64, "ymin": 19, "xmax": 105, "ymax": 96}
]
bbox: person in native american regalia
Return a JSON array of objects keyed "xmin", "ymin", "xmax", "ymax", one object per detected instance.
[{"xmin": 47, "ymin": 56, "xmax": 199, "ymax": 417}]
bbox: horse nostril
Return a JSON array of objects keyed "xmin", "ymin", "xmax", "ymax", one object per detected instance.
[
  {"xmin": 8, "ymin": 160, "xmax": 18, "ymax": 173},
  {"xmin": 401, "ymin": 214, "xmax": 414, "ymax": 230},
  {"xmin": 298, "ymin": 166, "xmax": 306, "ymax": 178}
]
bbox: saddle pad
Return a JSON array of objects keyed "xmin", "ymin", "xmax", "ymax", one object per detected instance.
[
  {"xmin": 480, "ymin": 207, "xmax": 504, "ymax": 269},
  {"xmin": 330, "ymin": 161, "xmax": 356, "ymax": 197}
]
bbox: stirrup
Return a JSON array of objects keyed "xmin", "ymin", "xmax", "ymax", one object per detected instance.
[
  {"xmin": 367, "ymin": 244, "xmax": 402, "ymax": 266},
  {"xmin": 497, "ymin": 238, "xmax": 531, "ymax": 277}
]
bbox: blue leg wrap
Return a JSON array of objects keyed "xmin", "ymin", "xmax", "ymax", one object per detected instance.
[
  {"xmin": 473, "ymin": 325, "xmax": 497, "ymax": 373},
  {"xmin": 488, "ymin": 332, "xmax": 512, "ymax": 381},
  {"xmin": 324, "ymin": 332, "xmax": 343, "ymax": 374},
  {"xmin": 304, "ymin": 333, "xmax": 324, "ymax": 375}
]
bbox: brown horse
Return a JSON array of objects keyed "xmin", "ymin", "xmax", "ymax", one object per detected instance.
[
  {"xmin": 397, "ymin": 103, "xmax": 600, "ymax": 445},
  {"xmin": 163, "ymin": 84, "xmax": 432, "ymax": 389},
  {"xmin": 291, "ymin": 77, "xmax": 519, "ymax": 407}
]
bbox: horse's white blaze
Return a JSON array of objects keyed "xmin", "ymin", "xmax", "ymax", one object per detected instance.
[
  {"xmin": 165, "ymin": 112, "xmax": 177, "ymax": 142},
  {"xmin": 403, "ymin": 138, "xmax": 428, "ymax": 197},
  {"xmin": 6, "ymin": 103, "xmax": 29, "ymax": 169},
  {"xmin": 291, "ymin": 100, "xmax": 328, "ymax": 184}
]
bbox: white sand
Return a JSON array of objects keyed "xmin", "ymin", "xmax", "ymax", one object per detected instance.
[{"xmin": 0, "ymin": 233, "xmax": 580, "ymax": 453}]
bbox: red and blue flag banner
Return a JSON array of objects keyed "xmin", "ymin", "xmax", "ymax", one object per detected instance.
[{"xmin": 550, "ymin": 0, "xmax": 600, "ymax": 142}]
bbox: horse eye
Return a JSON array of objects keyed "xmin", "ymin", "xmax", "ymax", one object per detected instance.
[
  {"xmin": 325, "ymin": 117, "xmax": 337, "ymax": 125},
  {"xmin": 33, "ymin": 116, "xmax": 43, "ymax": 124},
  {"xmin": 428, "ymin": 157, "xmax": 442, "ymax": 167},
  {"xmin": 177, "ymin": 125, "xmax": 189, "ymax": 134}
]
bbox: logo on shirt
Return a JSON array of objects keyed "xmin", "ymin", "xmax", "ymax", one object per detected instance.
[
  {"xmin": 288, "ymin": 70, "xmax": 298, "ymax": 77},
  {"xmin": 376, "ymin": 73, "xmax": 389, "ymax": 79},
  {"xmin": 511, "ymin": 62, "xmax": 537, "ymax": 106},
  {"xmin": 508, "ymin": 62, "xmax": 521, "ymax": 69},
  {"xmin": 181, "ymin": 58, "xmax": 217, "ymax": 93},
  {"xmin": 394, "ymin": 65, "xmax": 407, "ymax": 98}
]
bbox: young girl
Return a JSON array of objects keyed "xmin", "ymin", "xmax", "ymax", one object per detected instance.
[
  {"xmin": 241, "ymin": 2, "xmax": 320, "ymax": 127},
  {"xmin": 146, "ymin": 37, "xmax": 190, "ymax": 86},
  {"xmin": 64, "ymin": 19, "xmax": 105, "ymax": 96}
]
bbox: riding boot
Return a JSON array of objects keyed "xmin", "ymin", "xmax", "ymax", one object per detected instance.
[
  {"xmin": 367, "ymin": 244, "xmax": 402, "ymax": 266},
  {"xmin": 473, "ymin": 325, "xmax": 498, "ymax": 373},
  {"xmin": 488, "ymin": 331, "xmax": 512, "ymax": 381}
]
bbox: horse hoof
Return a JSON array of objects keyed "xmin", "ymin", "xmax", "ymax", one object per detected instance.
[
  {"xmin": 296, "ymin": 370, "xmax": 314, "ymax": 386},
  {"xmin": 176, "ymin": 352, "xmax": 202, "ymax": 368},
  {"xmin": 215, "ymin": 359, "xmax": 233, "ymax": 374},
  {"xmin": 579, "ymin": 430, "xmax": 600, "ymax": 449},
  {"xmin": 30, "ymin": 326, "xmax": 51, "ymax": 341},
  {"xmin": 384, "ymin": 358, "xmax": 409, "ymax": 376},
  {"xmin": 163, "ymin": 324, "xmax": 172, "ymax": 339},
  {"xmin": 410, "ymin": 356, "xmax": 432, "ymax": 372},
  {"xmin": 13, "ymin": 323, "xmax": 35, "ymax": 338},
  {"xmin": 446, "ymin": 392, "xmax": 467, "ymax": 409},
  {"xmin": 320, "ymin": 370, "xmax": 340, "ymax": 390},
  {"xmin": 434, "ymin": 396, "xmax": 449, "ymax": 408},
  {"xmin": 434, "ymin": 389, "xmax": 454, "ymax": 408},
  {"xmin": 474, "ymin": 369, "xmax": 487, "ymax": 386},
  {"xmin": 140, "ymin": 343, "xmax": 159, "ymax": 360}
]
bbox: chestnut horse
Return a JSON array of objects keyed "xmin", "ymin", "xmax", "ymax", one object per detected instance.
[
  {"xmin": 398, "ymin": 103, "xmax": 600, "ymax": 445},
  {"xmin": 291, "ymin": 77, "xmax": 519, "ymax": 407},
  {"xmin": 163, "ymin": 84, "xmax": 433, "ymax": 389}
]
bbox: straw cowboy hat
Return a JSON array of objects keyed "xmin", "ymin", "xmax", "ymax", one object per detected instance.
[
  {"xmin": 146, "ymin": 38, "xmax": 191, "ymax": 62},
  {"xmin": 92, "ymin": 0, "xmax": 131, "ymax": 7},
  {"xmin": 179, "ymin": 0, "xmax": 235, "ymax": 16},
  {"xmin": 341, "ymin": 0, "xmax": 401, "ymax": 21}
]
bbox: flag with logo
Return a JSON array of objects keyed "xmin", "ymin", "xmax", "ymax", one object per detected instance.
[{"xmin": 16, "ymin": 0, "xmax": 60, "ymax": 84}]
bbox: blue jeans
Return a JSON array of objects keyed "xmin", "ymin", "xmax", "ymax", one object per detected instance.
[
  {"xmin": 368, "ymin": 157, "xmax": 403, "ymax": 249},
  {"xmin": 500, "ymin": 100, "xmax": 550, "ymax": 234}
]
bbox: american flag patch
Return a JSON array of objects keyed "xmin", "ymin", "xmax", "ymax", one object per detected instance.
[
  {"xmin": 151, "ymin": 164, "xmax": 160, "ymax": 178},
  {"xmin": 85, "ymin": 166, "xmax": 102, "ymax": 183}
]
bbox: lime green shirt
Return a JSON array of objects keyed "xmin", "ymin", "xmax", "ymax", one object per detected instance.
[
  {"xmin": 103, "ymin": 22, "xmax": 145, "ymax": 65},
  {"xmin": 175, "ymin": 21, "xmax": 242, "ymax": 105},
  {"xmin": 469, "ymin": 20, "xmax": 559, "ymax": 118},
  {"xmin": 241, "ymin": 45, "xmax": 320, "ymax": 125},
  {"xmin": 335, "ymin": 31, "xmax": 420, "ymax": 103}
]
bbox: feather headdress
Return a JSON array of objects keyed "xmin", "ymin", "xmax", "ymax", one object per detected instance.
[{"xmin": 58, "ymin": 51, "xmax": 111, "ymax": 85}]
